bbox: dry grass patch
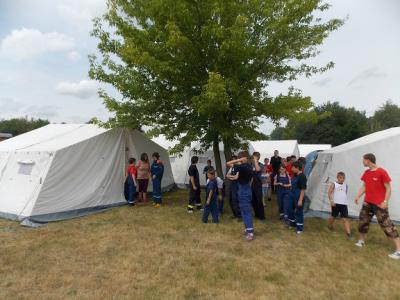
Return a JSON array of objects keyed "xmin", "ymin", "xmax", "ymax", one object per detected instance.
[{"xmin": 1, "ymin": 189, "xmax": 400, "ymax": 299}]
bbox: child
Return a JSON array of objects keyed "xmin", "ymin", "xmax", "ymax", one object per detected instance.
[
  {"xmin": 203, "ymin": 159, "xmax": 214, "ymax": 183},
  {"xmin": 202, "ymin": 169, "xmax": 219, "ymax": 223},
  {"xmin": 137, "ymin": 153, "xmax": 151, "ymax": 203},
  {"xmin": 227, "ymin": 151, "xmax": 259, "ymax": 241},
  {"xmin": 251, "ymin": 152, "xmax": 265, "ymax": 221},
  {"xmin": 262, "ymin": 158, "xmax": 273, "ymax": 203},
  {"xmin": 328, "ymin": 172, "xmax": 352, "ymax": 238},
  {"xmin": 274, "ymin": 164, "xmax": 292, "ymax": 222},
  {"xmin": 151, "ymin": 152, "xmax": 164, "ymax": 208},
  {"xmin": 125, "ymin": 158, "xmax": 138, "ymax": 206},
  {"xmin": 291, "ymin": 161, "xmax": 307, "ymax": 234},
  {"xmin": 226, "ymin": 155, "xmax": 241, "ymax": 220},
  {"xmin": 187, "ymin": 156, "xmax": 202, "ymax": 213},
  {"xmin": 216, "ymin": 174, "xmax": 225, "ymax": 216}
]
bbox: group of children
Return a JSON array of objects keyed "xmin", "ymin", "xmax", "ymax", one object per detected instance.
[
  {"xmin": 186, "ymin": 150, "xmax": 309, "ymax": 241},
  {"xmin": 125, "ymin": 152, "xmax": 164, "ymax": 207}
]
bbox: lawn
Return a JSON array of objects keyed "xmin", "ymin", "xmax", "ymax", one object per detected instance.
[{"xmin": 1, "ymin": 189, "xmax": 400, "ymax": 300}]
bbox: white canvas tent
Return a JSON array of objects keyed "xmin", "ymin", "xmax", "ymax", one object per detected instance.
[
  {"xmin": 250, "ymin": 140, "xmax": 300, "ymax": 161},
  {"xmin": 299, "ymin": 144, "xmax": 332, "ymax": 157},
  {"xmin": 306, "ymin": 127, "xmax": 400, "ymax": 221},
  {"xmin": 0, "ymin": 124, "xmax": 174, "ymax": 223}
]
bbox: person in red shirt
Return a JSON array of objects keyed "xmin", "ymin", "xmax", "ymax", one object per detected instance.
[
  {"xmin": 125, "ymin": 157, "xmax": 138, "ymax": 206},
  {"xmin": 354, "ymin": 153, "xmax": 400, "ymax": 260},
  {"xmin": 286, "ymin": 156, "xmax": 296, "ymax": 178}
]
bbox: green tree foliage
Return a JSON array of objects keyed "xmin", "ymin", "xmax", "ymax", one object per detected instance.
[
  {"xmin": 272, "ymin": 101, "xmax": 369, "ymax": 146},
  {"xmin": 89, "ymin": 0, "xmax": 343, "ymax": 175},
  {"xmin": 0, "ymin": 117, "xmax": 49, "ymax": 137},
  {"xmin": 370, "ymin": 101, "xmax": 400, "ymax": 132}
]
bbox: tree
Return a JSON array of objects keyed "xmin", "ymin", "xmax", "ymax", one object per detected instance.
[
  {"xmin": 280, "ymin": 102, "xmax": 369, "ymax": 146},
  {"xmin": 89, "ymin": 0, "xmax": 343, "ymax": 176},
  {"xmin": 370, "ymin": 101, "xmax": 400, "ymax": 132},
  {"xmin": 0, "ymin": 117, "xmax": 49, "ymax": 137}
]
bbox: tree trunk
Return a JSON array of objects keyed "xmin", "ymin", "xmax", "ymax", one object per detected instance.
[
  {"xmin": 213, "ymin": 138, "xmax": 224, "ymax": 179},
  {"xmin": 223, "ymin": 138, "xmax": 233, "ymax": 173}
]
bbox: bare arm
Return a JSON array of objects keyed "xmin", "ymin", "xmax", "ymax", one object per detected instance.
[
  {"xmin": 328, "ymin": 183, "xmax": 335, "ymax": 206},
  {"xmin": 207, "ymin": 190, "xmax": 213, "ymax": 205},
  {"xmin": 298, "ymin": 189, "xmax": 306, "ymax": 207},
  {"xmin": 227, "ymin": 173, "xmax": 239, "ymax": 180},
  {"xmin": 227, "ymin": 157, "xmax": 246, "ymax": 168},
  {"xmin": 254, "ymin": 157, "xmax": 261, "ymax": 172},
  {"xmin": 379, "ymin": 182, "xmax": 392, "ymax": 209},
  {"xmin": 354, "ymin": 184, "xmax": 366, "ymax": 205}
]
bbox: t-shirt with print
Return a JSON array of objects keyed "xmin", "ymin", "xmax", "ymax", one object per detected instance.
[
  {"xmin": 234, "ymin": 163, "xmax": 253, "ymax": 185},
  {"xmin": 361, "ymin": 168, "xmax": 391, "ymax": 205},
  {"xmin": 188, "ymin": 164, "xmax": 200, "ymax": 188}
]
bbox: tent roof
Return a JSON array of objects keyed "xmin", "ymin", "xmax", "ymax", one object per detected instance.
[
  {"xmin": 0, "ymin": 124, "xmax": 109, "ymax": 152},
  {"xmin": 250, "ymin": 140, "xmax": 298, "ymax": 153},
  {"xmin": 325, "ymin": 127, "xmax": 400, "ymax": 154},
  {"xmin": 299, "ymin": 144, "xmax": 332, "ymax": 156}
]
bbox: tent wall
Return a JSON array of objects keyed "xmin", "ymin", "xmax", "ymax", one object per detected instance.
[
  {"xmin": 30, "ymin": 129, "xmax": 126, "ymax": 221},
  {"xmin": 250, "ymin": 140, "xmax": 300, "ymax": 161},
  {"xmin": 307, "ymin": 129, "xmax": 400, "ymax": 221}
]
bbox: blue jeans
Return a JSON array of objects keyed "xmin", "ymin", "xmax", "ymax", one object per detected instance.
[
  {"xmin": 202, "ymin": 200, "xmax": 218, "ymax": 223},
  {"xmin": 295, "ymin": 201, "xmax": 305, "ymax": 232},
  {"xmin": 279, "ymin": 190, "xmax": 291, "ymax": 221},
  {"xmin": 128, "ymin": 184, "xmax": 136, "ymax": 205},
  {"xmin": 238, "ymin": 184, "xmax": 254, "ymax": 234},
  {"xmin": 277, "ymin": 189, "xmax": 286, "ymax": 218},
  {"xmin": 152, "ymin": 178, "xmax": 162, "ymax": 204}
]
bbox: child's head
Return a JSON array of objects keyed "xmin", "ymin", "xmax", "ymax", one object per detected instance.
[
  {"xmin": 252, "ymin": 152, "xmax": 261, "ymax": 161},
  {"xmin": 274, "ymin": 150, "xmax": 279, "ymax": 157},
  {"xmin": 282, "ymin": 158, "xmax": 288, "ymax": 166},
  {"xmin": 141, "ymin": 153, "xmax": 149, "ymax": 163},
  {"xmin": 363, "ymin": 153, "xmax": 376, "ymax": 167},
  {"xmin": 128, "ymin": 158, "xmax": 136, "ymax": 165},
  {"xmin": 264, "ymin": 158, "xmax": 270, "ymax": 164},
  {"xmin": 207, "ymin": 169, "xmax": 216, "ymax": 180},
  {"xmin": 292, "ymin": 161, "xmax": 303, "ymax": 174},
  {"xmin": 191, "ymin": 156, "xmax": 199, "ymax": 164},
  {"xmin": 290, "ymin": 155, "xmax": 297, "ymax": 163},
  {"xmin": 207, "ymin": 159, "xmax": 212, "ymax": 166},
  {"xmin": 152, "ymin": 152, "xmax": 160, "ymax": 161},
  {"xmin": 238, "ymin": 150, "xmax": 250, "ymax": 162},
  {"xmin": 337, "ymin": 172, "xmax": 346, "ymax": 184},
  {"xmin": 279, "ymin": 164, "xmax": 286, "ymax": 174}
]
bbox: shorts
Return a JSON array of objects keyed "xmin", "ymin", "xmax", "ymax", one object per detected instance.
[
  {"xmin": 138, "ymin": 179, "xmax": 149, "ymax": 193},
  {"xmin": 331, "ymin": 204, "xmax": 349, "ymax": 218},
  {"xmin": 358, "ymin": 203, "xmax": 399, "ymax": 239}
]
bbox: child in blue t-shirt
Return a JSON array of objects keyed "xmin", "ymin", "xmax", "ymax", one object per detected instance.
[{"xmin": 202, "ymin": 169, "xmax": 219, "ymax": 223}]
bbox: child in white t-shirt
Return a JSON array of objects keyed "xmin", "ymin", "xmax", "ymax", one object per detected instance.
[{"xmin": 328, "ymin": 172, "xmax": 352, "ymax": 238}]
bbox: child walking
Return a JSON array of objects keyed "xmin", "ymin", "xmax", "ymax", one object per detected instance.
[
  {"xmin": 151, "ymin": 152, "xmax": 164, "ymax": 208},
  {"xmin": 328, "ymin": 172, "xmax": 352, "ymax": 238},
  {"xmin": 274, "ymin": 165, "xmax": 292, "ymax": 222},
  {"xmin": 202, "ymin": 169, "xmax": 219, "ymax": 223},
  {"xmin": 125, "ymin": 158, "xmax": 138, "ymax": 206},
  {"xmin": 291, "ymin": 161, "xmax": 307, "ymax": 234}
]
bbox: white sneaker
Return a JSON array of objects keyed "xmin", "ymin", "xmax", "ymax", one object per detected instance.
[
  {"xmin": 388, "ymin": 251, "xmax": 400, "ymax": 260},
  {"xmin": 297, "ymin": 231, "xmax": 303, "ymax": 235},
  {"xmin": 355, "ymin": 240, "xmax": 365, "ymax": 248},
  {"xmin": 187, "ymin": 209, "xmax": 194, "ymax": 214}
]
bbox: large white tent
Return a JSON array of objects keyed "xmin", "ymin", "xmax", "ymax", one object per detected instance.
[
  {"xmin": 250, "ymin": 140, "xmax": 300, "ymax": 161},
  {"xmin": 0, "ymin": 124, "xmax": 174, "ymax": 223},
  {"xmin": 299, "ymin": 144, "xmax": 332, "ymax": 157},
  {"xmin": 306, "ymin": 127, "xmax": 400, "ymax": 221}
]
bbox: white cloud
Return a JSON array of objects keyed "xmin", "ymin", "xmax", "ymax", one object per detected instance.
[
  {"xmin": 0, "ymin": 28, "xmax": 74, "ymax": 60},
  {"xmin": 67, "ymin": 50, "xmax": 81, "ymax": 61},
  {"xmin": 57, "ymin": 0, "xmax": 107, "ymax": 26},
  {"xmin": 55, "ymin": 80, "xmax": 98, "ymax": 99}
]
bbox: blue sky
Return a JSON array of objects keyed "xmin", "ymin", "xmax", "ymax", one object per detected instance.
[{"xmin": 0, "ymin": 0, "xmax": 399, "ymax": 133}]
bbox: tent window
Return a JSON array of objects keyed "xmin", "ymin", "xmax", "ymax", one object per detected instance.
[{"xmin": 19, "ymin": 164, "xmax": 33, "ymax": 175}]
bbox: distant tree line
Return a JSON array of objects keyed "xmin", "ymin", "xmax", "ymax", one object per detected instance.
[
  {"xmin": 0, "ymin": 117, "xmax": 49, "ymax": 137},
  {"xmin": 270, "ymin": 101, "xmax": 400, "ymax": 146}
]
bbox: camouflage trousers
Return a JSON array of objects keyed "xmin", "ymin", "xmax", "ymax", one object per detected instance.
[{"xmin": 358, "ymin": 203, "xmax": 399, "ymax": 239}]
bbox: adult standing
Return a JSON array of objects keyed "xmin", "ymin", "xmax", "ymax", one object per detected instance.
[
  {"xmin": 151, "ymin": 152, "xmax": 164, "ymax": 208},
  {"xmin": 137, "ymin": 153, "xmax": 151, "ymax": 203},
  {"xmin": 251, "ymin": 152, "xmax": 266, "ymax": 221},
  {"xmin": 226, "ymin": 155, "xmax": 241, "ymax": 220},
  {"xmin": 270, "ymin": 150, "xmax": 282, "ymax": 191},
  {"xmin": 187, "ymin": 156, "xmax": 202, "ymax": 213},
  {"xmin": 354, "ymin": 153, "xmax": 400, "ymax": 260}
]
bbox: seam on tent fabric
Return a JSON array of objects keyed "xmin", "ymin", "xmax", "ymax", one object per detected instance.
[
  {"xmin": 0, "ymin": 152, "xmax": 10, "ymax": 181},
  {"xmin": 15, "ymin": 152, "xmax": 54, "ymax": 221},
  {"xmin": 14, "ymin": 124, "xmax": 88, "ymax": 151}
]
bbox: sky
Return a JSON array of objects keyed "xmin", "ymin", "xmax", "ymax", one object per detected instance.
[{"xmin": 0, "ymin": 0, "xmax": 399, "ymax": 134}]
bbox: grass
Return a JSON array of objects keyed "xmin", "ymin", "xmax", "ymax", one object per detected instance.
[{"xmin": 1, "ymin": 189, "xmax": 400, "ymax": 299}]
